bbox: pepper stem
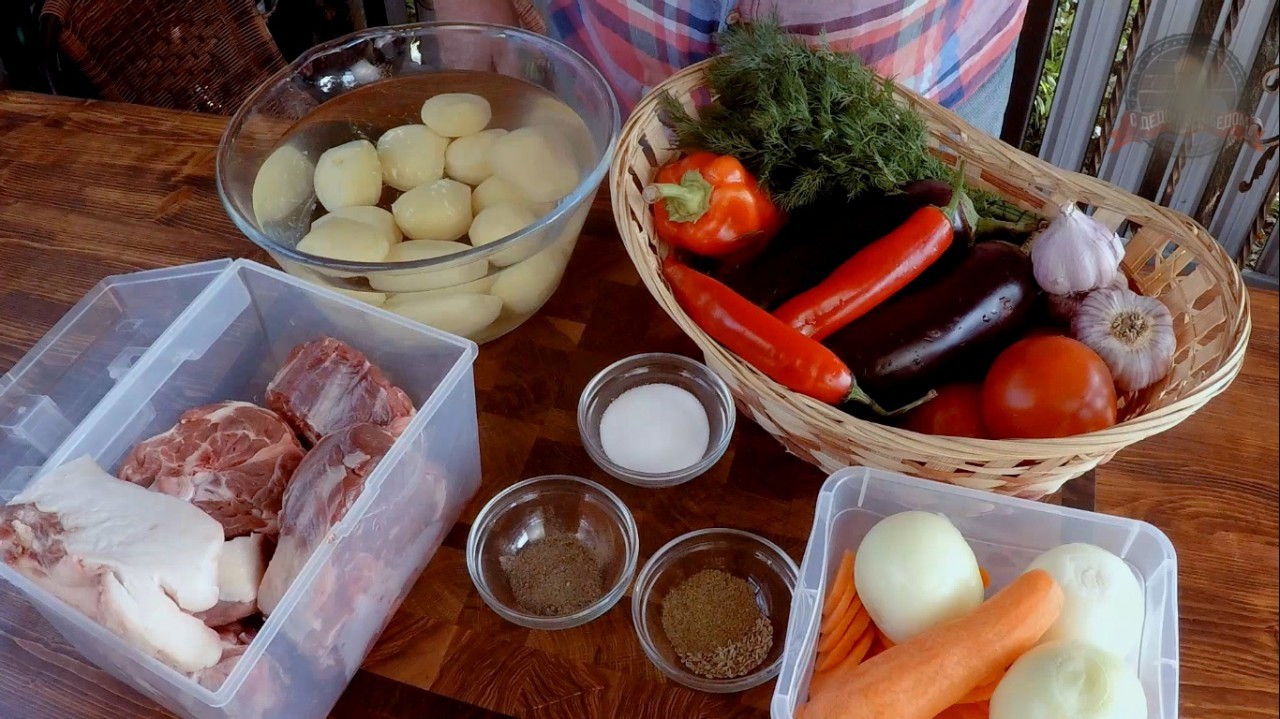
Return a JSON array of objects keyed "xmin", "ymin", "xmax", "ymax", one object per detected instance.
[
  {"xmin": 643, "ymin": 170, "xmax": 714, "ymax": 223},
  {"xmin": 847, "ymin": 383, "xmax": 938, "ymax": 417}
]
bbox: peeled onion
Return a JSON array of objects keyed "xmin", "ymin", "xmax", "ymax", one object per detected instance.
[
  {"xmin": 252, "ymin": 144, "xmax": 314, "ymax": 225},
  {"xmin": 376, "ymin": 124, "xmax": 448, "ymax": 191},
  {"xmin": 420, "ymin": 93, "xmax": 492, "ymax": 138},
  {"xmin": 392, "ymin": 178, "xmax": 473, "ymax": 242},
  {"xmin": 1027, "ymin": 543, "xmax": 1144, "ymax": 656},
  {"xmin": 853, "ymin": 511, "xmax": 984, "ymax": 643},
  {"xmin": 990, "ymin": 641, "xmax": 1148, "ymax": 719},
  {"xmin": 313, "ymin": 139, "xmax": 382, "ymax": 211}
]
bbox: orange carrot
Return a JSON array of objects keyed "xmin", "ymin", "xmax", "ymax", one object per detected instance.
[
  {"xmin": 823, "ymin": 551, "xmax": 856, "ymax": 612},
  {"xmin": 955, "ymin": 674, "xmax": 1001, "ymax": 704},
  {"xmin": 816, "ymin": 609, "xmax": 872, "ymax": 671},
  {"xmin": 800, "ymin": 570, "xmax": 1063, "ymax": 719},
  {"xmin": 933, "ymin": 701, "xmax": 989, "ymax": 719},
  {"xmin": 819, "ymin": 589, "xmax": 861, "ymax": 635},
  {"xmin": 818, "ymin": 600, "xmax": 862, "ymax": 653},
  {"xmin": 979, "ymin": 567, "xmax": 991, "ymax": 589},
  {"xmin": 812, "ymin": 628, "xmax": 876, "ymax": 690},
  {"xmin": 877, "ymin": 628, "xmax": 895, "ymax": 649}
]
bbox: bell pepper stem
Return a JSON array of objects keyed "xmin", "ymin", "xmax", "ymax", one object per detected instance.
[
  {"xmin": 847, "ymin": 384, "xmax": 938, "ymax": 417},
  {"xmin": 643, "ymin": 170, "xmax": 714, "ymax": 223}
]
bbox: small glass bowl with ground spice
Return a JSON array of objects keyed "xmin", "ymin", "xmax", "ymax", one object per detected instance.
[
  {"xmin": 632, "ymin": 528, "xmax": 799, "ymax": 693},
  {"xmin": 467, "ymin": 475, "xmax": 640, "ymax": 630}
]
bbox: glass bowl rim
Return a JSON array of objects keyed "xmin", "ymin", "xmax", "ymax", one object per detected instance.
[
  {"xmin": 465, "ymin": 474, "xmax": 641, "ymax": 630},
  {"xmin": 216, "ymin": 21, "xmax": 621, "ymax": 275},
  {"xmin": 577, "ymin": 352, "xmax": 737, "ymax": 488},
  {"xmin": 630, "ymin": 527, "xmax": 801, "ymax": 693}
]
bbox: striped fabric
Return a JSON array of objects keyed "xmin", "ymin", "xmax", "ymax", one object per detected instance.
[{"xmin": 529, "ymin": 0, "xmax": 1027, "ymax": 113}]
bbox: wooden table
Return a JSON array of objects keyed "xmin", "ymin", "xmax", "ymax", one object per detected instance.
[{"xmin": 0, "ymin": 91, "xmax": 1275, "ymax": 719}]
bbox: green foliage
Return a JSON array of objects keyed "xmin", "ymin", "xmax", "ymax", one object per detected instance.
[{"xmin": 661, "ymin": 22, "xmax": 949, "ymax": 211}]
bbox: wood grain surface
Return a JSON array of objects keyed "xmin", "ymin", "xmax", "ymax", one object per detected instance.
[{"xmin": 0, "ymin": 91, "xmax": 1275, "ymax": 719}]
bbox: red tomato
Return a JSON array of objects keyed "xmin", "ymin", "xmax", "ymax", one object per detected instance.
[
  {"xmin": 982, "ymin": 336, "xmax": 1118, "ymax": 439},
  {"xmin": 901, "ymin": 384, "xmax": 989, "ymax": 438}
]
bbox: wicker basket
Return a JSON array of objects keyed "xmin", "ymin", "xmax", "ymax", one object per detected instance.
[{"xmin": 609, "ymin": 60, "xmax": 1252, "ymax": 498}]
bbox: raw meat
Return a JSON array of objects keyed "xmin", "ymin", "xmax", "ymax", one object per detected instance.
[
  {"xmin": 0, "ymin": 457, "xmax": 224, "ymax": 672},
  {"xmin": 195, "ymin": 533, "xmax": 268, "ymax": 627},
  {"xmin": 118, "ymin": 401, "xmax": 305, "ymax": 538},
  {"xmin": 191, "ymin": 620, "xmax": 258, "ymax": 691},
  {"xmin": 266, "ymin": 337, "xmax": 415, "ymax": 444},
  {"xmin": 257, "ymin": 423, "xmax": 398, "ymax": 615}
]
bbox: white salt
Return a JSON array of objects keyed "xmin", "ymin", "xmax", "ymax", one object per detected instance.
[{"xmin": 598, "ymin": 383, "xmax": 710, "ymax": 474}]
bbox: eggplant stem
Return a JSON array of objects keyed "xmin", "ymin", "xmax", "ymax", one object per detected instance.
[{"xmin": 847, "ymin": 384, "xmax": 938, "ymax": 417}]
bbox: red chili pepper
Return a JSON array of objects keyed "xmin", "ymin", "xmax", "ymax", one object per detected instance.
[
  {"xmin": 645, "ymin": 152, "xmax": 783, "ymax": 258},
  {"xmin": 664, "ymin": 259, "xmax": 912, "ymax": 413},
  {"xmin": 773, "ymin": 171, "xmax": 969, "ymax": 342}
]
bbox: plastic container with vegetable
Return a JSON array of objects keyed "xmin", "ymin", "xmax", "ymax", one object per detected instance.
[{"xmin": 772, "ymin": 467, "xmax": 1178, "ymax": 719}]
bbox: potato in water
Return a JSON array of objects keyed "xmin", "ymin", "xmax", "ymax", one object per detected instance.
[
  {"xmin": 420, "ymin": 93, "xmax": 492, "ymax": 138},
  {"xmin": 252, "ymin": 144, "xmax": 314, "ymax": 225},
  {"xmin": 384, "ymin": 292, "xmax": 502, "ymax": 339},
  {"xmin": 392, "ymin": 178, "xmax": 473, "ymax": 242},
  {"xmin": 445, "ymin": 128, "xmax": 507, "ymax": 186},
  {"xmin": 314, "ymin": 139, "xmax": 382, "ymax": 211},
  {"xmin": 469, "ymin": 203, "xmax": 540, "ymax": 266},
  {"xmin": 491, "ymin": 246, "xmax": 569, "ymax": 315},
  {"xmin": 297, "ymin": 217, "xmax": 392, "ymax": 263},
  {"xmin": 376, "ymin": 124, "xmax": 448, "ymax": 191},
  {"xmin": 370, "ymin": 240, "xmax": 488, "ymax": 293},
  {"xmin": 491, "ymin": 126, "xmax": 581, "ymax": 204},
  {"xmin": 312, "ymin": 206, "xmax": 402, "ymax": 247},
  {"xmin": 471, "ymin": 175, "xmax": 531, "ymax": 214}
]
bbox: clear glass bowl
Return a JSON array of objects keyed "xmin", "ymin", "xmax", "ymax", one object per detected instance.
[
  {"xmin": 632, "ymin": 528, "xmax": 800, "ymax": 693},
  {"xmin": 466, "ymin": 475, "xmax": 639, "ymax": 630},
  {"xmin": 216, "ymin": 23, "xmax": 620, "ymax": 343},
  {"xmin": 578, "ymin": 353, "xmax": 736, "ymax": 487}
]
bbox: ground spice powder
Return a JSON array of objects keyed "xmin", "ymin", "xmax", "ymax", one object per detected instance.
[
  {"xmin": 503, "ymin": 534, "xmax": 604, "ymax": 617},
  {"xmin": 661, "ymin": 569, "xmax": 774, "ymax": 679}
]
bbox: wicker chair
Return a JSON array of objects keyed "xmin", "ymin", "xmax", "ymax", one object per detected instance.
[{"xmin": 41, "ymin": 0, "xmax": 286, "ymax": 114}]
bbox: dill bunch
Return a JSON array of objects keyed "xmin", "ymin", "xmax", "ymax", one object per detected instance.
[{"xmin": 661, "ymin": 22, "xmax": 950, "ymax": 211}]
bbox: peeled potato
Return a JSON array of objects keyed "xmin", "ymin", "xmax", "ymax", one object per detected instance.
[
  {"xmin": 370, "ymin": 239, "xmax": 488, "ymax": 292},
  {"xmin": 314, "ymin": 139, "xmax": 382, "ymax": 211},
  {"xmin": 420, "ymin": 93, "xmax": 492, "ymax": 138},
  {"xmin": 471, "ymin": 175, "xmax": 529, "ymax": 214},
  {"xmin": 312, "ymin": 206, "xmax": 401, "ymax": 246},
  {"xmin": 329, "ymin": 287, "xmax": 389, "ymax": 307},
  {"xmin": 296, "ymin": 217, "xmax": 392, "ymax": 262},
  {"xmin": 252, "ymin": 145, "xmax": 314, "ymax": 225},
  {"xmin": 525, "ymin": 96, "xmax": 595, "ymax": 170},
  {"xmin": 384, "ymin": 292, "xmax": 503, "ymax": 339},
  {"xmin": 468, "ymin": 203, "xmax": 540, "ymax": 266},
  {"xmin": 490, "ymin": 246, "xmax": 568, "ymax": 314},
  {"xmin": 445, "ymin": 128, "xmax": 507, "ymax": 185},
  {"xmin": 392, "ymin": 178, "xmax": 472, "ymax": 241},
  {"xmin": 491, "ymin": 126, "xmax": 581, "ymax": 204},
  {"xmin": 376, "ymin": 124, "xmax": 448, "ymax": 191}
]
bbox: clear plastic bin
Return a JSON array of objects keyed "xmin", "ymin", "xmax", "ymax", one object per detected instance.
[
  {"xmin": 771, "ymin": 467, "xmax": 1179, "ymax": 719},
  {"xmin": 0, "ymin": 259, "xmax": 482, "ymax": 719}
]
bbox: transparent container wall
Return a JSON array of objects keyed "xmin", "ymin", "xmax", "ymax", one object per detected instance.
[
  {"xmin": 0, "ymin": 260, "xmax": 231, "ymax": 500},
  {"xmin": 771, "ymin": 468, "xmax": 1179, "ymax": 719},
  {"xmin": 4, "ymin": 260, "xmax": 480, "ymax": 719}
]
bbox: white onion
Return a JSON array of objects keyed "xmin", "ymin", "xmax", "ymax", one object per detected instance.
[
  {"xmin": 1027, "ymin": 543, "xmax": 1144, "ymax": 656},
  {"xmin": 990, "ymin": 641, "xmax": 1148, "ymax": 719},
  {"xmin": 853, "ymin": 511, "xmax": 985, "ymax": 643}
]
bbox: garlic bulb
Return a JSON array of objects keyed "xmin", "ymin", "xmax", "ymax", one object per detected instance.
[
  {"xmin": 1072, "ymin": 287, "xmax": 1175, "ymax": 391},
  {"xmin": 1046, "ymin": 274, "xmax": 1128, "ymax": 324},
  {"xmin": 1031, "ymin": 204, "xmax": 1125, "ymax": 294}
]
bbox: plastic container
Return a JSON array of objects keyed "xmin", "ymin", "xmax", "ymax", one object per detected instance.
[
  {"xmin": 217, "ymin": 22, "xmax": 621, "ymax": 344},
  {"xmin": 0, "ymin": 259, "xmax": 482, "ymax": 719},
  {"xmin": 771, "ymin": 467, "xmax": 1178, "ymax": 719}
]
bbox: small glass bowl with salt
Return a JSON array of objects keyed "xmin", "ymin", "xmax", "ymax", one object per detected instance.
[{"xmin": 578, "ymin": 353, "xmax": 736, "ymax": 488}]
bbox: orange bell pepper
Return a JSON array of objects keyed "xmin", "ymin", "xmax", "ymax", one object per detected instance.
[{"xmin": 643, "ymin": 151, "xmax": 782, "ymax": 258}]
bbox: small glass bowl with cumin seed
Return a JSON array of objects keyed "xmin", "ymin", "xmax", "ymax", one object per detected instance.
[
  {"xmin": 632, "ymin": 528, "xmax": 800, "ymax": 693},
  {"xmin": 467, "ymin": 475, "xmax": 640, "ymax": 630}
]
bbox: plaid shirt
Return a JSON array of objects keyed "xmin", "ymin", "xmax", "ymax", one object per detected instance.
[{"xmin": 532, "ymin": 0, "xmax": 1028, "ymax": 112}]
